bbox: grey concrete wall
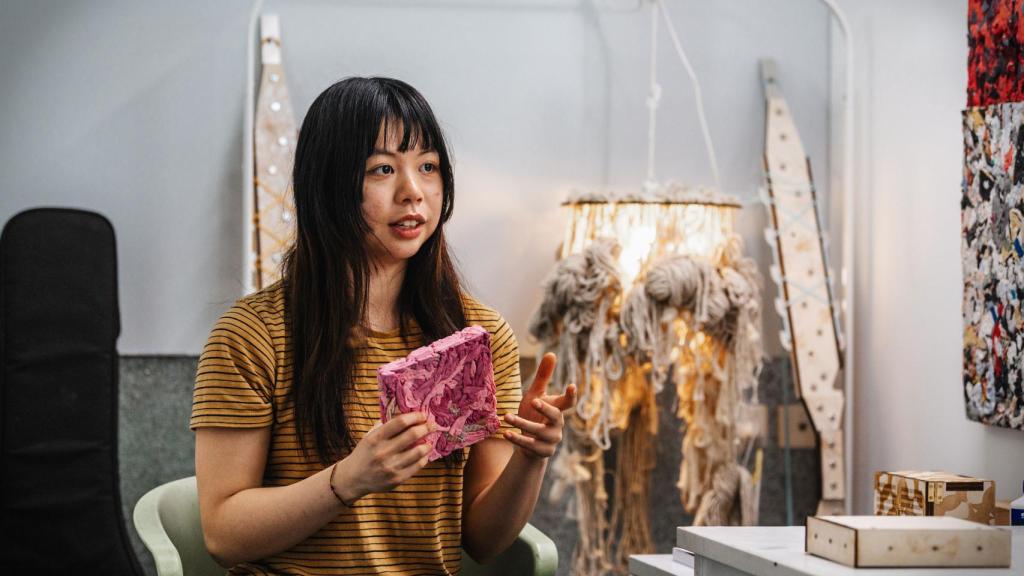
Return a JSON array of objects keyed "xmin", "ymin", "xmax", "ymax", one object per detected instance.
[
  {"xmin": 119, "ymin": 355, "xmax": 816, "ymax": 576},
  {"xmin": 119, "ymin": 356, "xmax": 200, "ymax": 576}
]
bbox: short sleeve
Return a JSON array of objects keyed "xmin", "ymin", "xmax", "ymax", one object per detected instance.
[
  {"xmin": 190, "ymin": 301, "xmax": 276, "ymax": 430},
  {"xmin": 464, "ymin": 303, "xmax": 523, "ymax": 440},
  {"xmin": 489, "ymin": 317, "xmax": 523, "ymax": 438}
]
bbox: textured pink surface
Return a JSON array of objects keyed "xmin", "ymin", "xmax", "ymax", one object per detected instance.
[{"xmin": 378, "ymin": 325, "xmax": 499, "ymax": 460}]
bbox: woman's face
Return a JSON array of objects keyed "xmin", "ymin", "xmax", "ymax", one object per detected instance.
[{"xmin": 361, "ymin": 123, "xmax": 444, "ymax": 270}]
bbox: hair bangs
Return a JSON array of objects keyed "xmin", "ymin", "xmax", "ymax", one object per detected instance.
[{"xmin": 379, "ymin": 84, "xmax": 443, "ymax": 153}]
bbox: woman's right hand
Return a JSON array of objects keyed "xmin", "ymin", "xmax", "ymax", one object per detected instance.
[{"xmin": 332, "ymin": 411, "xmax": 434, "ymax": 503}]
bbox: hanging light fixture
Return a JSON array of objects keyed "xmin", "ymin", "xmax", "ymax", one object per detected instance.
[
  {"xmin": 530, "ymin": 2, "xmax": 764, "ymax": 574},
  {"xmin": 559, "ymin": 186, "xmax": 740, "ymax": 285},
  {"xmin": 558, "ymin": 0, "xmax": 742, "ymax": 274}
]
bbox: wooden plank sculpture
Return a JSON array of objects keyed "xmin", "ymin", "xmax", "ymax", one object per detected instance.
[
  {"xmin": 251, "ymin": 14, "xmax": 298, "ymax": 290},
  {"xmin": 760, "ymin": 60, "xmax": 846, "ymax": 516}
]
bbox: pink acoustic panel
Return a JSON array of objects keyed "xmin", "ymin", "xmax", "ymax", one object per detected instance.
[{"xmin": 378, "ymin": 326, "xmax": 500, "ymax": 460}]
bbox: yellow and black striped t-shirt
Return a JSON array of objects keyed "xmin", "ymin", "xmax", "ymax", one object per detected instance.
[{"xmin": 190, "ymin": 282, "xmax": 523, "ymax": 575}]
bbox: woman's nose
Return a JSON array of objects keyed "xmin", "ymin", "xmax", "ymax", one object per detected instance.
[{"xmin": 396, "ymin": 167, "xmax": 424, "ymax": 204}]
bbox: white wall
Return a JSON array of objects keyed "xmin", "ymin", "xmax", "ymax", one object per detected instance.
[
  {"xmin": 843, "ymin": 0, "xmax": 1024, "ymax": 508},
  {"xmin": 0, "ymin": 0, "xmax": 829, "ymax": 357},
  {"xmin": 0, "ymin": 0, "xmax": 252, "ymax": 353},
  {"xmin": 16, "ymin": 0, "xmax": 1019, "ymax": 511}
]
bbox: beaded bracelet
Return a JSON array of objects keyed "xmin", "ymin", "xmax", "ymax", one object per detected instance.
[{"xmin": 329, "ymin": 462, "xmax": 358, "ymax": 508}]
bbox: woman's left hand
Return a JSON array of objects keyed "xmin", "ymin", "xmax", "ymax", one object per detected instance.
[{"xmin": 503, "ymin": 353, "xmax": 577, "ymax": 460}]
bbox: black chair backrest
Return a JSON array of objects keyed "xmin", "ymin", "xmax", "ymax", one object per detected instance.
[{"xmin": 1, "ymin": 208, "xmax": 141, "ymax": 574}]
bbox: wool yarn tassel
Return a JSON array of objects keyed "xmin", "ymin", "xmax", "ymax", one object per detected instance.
[{"xmin": 531, "ymin": 233, "xmax": 764, "ymax": 576}]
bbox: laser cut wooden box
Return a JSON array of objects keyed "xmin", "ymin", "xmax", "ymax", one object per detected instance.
[
  {"xmin": 874, "ymin": 470, "xmax": 996, "ymax": 525},
  {"xmin": 806, "ymin": 515, "xmax": 1010, "ymax": 568}
]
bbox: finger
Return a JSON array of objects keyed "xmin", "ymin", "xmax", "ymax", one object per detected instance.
[
  {"xmin": 361, "ymin": 420, "xmax": 384, "ymax": 443},
  {"xmin": 547, "ymin": 384, "xmax": 577, "ymax": 412},
  {"xmin": 385, "ymin": 422, "xmax": 433, "ymax": 454},
  {"xmin": 505, "ymin": 409, "xmax": 552, "ymax": 432},
  {"xmin": 379, "ymin": 411, "xmax": 428, "ymax": 439},
  {"xmin": 405, "ymin": 450, "xmax": 432, "ymax": 476},
  {"xmin": 388, "ymin": 451, "xmax": 432, "ymax": 488},
  {"xmin": 501, "ymin": 412, "xmax": 561, "ymax": 444},
  {"xmin": 512, "ymin": 423, "xmax": 560, "ymax": 445},
  {"xmin": 527, "ymin": 353, "xmax": 557, "ymax": 397},
  {"xmin": 529, "ymin": 397, "xmax": 563, "ymax": 425},
  {"xmin": 414, "ymin": 453, "xmax": 430, "ymax": 472},
  {"xmin": 390, "ymin": 442, "xmax": 433, "ymax": 469},
  {"xmin": 503, "ymin": 430, "xmax": 554, "ymax": 458}
]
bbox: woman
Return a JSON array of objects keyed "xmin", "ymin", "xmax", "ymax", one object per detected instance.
[{"xmin": 190, "ymin": 76, "xmax": 576, "ymax": 575}]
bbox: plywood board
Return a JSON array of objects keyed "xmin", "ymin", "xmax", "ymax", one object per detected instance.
[
  {"xmin": 761, "ymin": 59, "xmax": 847, "ymax": 512},
  {"xmin": 775, "ymin": 403, "xmax": 816, "ymax": 449},
  {"xmin": 252, "ymin": 14, "xmax": 298, "ymax": 290}
]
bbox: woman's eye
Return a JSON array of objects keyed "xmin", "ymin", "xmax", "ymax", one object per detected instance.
[
  {"xmin": 371, "ymin": 165, "xmax": 394, "ymax": 176},
  {"xmin": 421, "ymin": 163, "xmax": 437, "ymax": 174}
]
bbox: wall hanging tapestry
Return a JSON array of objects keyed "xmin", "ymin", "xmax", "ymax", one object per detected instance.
[
  {"xmin": 968, "ymin": 0, "xmax": 1024, "ymax": 107},
  {"xmin": 962, "ymin": 102, "xmax": 1024, "ymax": 430},
  {"xmin": 963, "ymin": 0, "xmax": 1024, "ymax": 431}
]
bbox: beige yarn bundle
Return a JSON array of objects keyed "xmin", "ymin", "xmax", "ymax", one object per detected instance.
[{"xmin": 530, "ymin": 236, "xmax": 763, "ymax": 575}]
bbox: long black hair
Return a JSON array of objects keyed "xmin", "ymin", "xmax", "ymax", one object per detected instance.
[{"xmin": 283, "ymin": 77, "xmax": 467, "ymax": 466}]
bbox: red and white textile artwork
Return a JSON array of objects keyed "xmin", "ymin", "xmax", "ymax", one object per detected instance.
[{"xmin": 962, "ymin": 0, "xmax": 1024, "ymax": 430}]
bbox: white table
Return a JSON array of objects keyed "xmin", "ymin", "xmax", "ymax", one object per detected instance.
[
  {"xmin": 629, "ymin": 526, "xmax": 1024, "ymax": 576},
  {"xmin": 629, "ymin": 553, "xmax": 694, "ymax": 576}
]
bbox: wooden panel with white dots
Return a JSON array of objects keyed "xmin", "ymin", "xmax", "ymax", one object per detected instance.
[
  {"xmin": 761, "ymin": 60, "xmax": 846, "ymax": 507},
  {"xmin": 252, "ymin": 14, "xmax": 297, "ymax": 291},
  {"xmin": 764, "ymin": 95, "xmax": 843, "ymax": 434},
  {"xmin": 818, "ymin": 429, "xmax": 845, "ymax": 501}
]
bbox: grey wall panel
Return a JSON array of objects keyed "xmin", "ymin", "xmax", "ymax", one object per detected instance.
[
  {"xmin": 119, "ymin": 355, "xmax": 813, "ymax": 576},
  {"xmin": 119, "ymin": 356, "xmax": 199, "ymax": 576}
]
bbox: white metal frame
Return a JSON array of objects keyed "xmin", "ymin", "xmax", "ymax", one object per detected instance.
[{"xmin": 819, "ymin": 0, "xmax": 855, "ymax": 515}]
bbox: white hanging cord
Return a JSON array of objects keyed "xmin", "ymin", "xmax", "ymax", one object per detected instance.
[
  {"xmin": 643, "ymin": 0, "xmax": 662, "ymax": 193},
  {"xmin": 655, "ymin": 0, "xmax": 722, "ymax": 192}
]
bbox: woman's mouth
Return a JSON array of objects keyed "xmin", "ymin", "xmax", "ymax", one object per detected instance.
[{"xmin": 390, "ymin": 217, "xmax": 425, "ymax": 239}]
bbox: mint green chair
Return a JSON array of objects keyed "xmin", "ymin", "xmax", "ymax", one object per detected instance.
[{"xmin": 133, "ymin": 476, "xmax": 557, "ymax": 576}]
